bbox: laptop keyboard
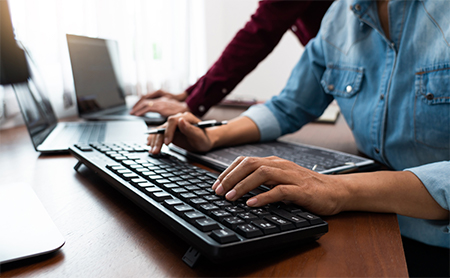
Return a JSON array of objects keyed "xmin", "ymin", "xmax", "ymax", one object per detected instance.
[
  {"xmin": 70, "ymin": 142, "xmax": 328, "ymax": 265},
  {"xmin": 63, "ymin": 122, "xmax": 106, "ymax": 143}
]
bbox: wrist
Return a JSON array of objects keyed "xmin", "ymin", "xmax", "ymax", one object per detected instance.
[{"xmin": 175, "ymin": 91, "xmax": 188, "ymax": 101}]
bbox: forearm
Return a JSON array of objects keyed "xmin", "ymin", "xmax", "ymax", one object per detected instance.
[
  {"xmin": 339, "ymin": 171, "xmax": 449, "ymax": 220},
  {"xmin": 207, "ymin": 116, "xmax": 260, "ymax": 149}
]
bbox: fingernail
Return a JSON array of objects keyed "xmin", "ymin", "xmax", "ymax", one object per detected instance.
[
  {"xmin": 148, "ymin": 146, "xmax": 153, "ymax": 153},
  {"xmin": 215, "ymin": 184, "xmax": 224, "ymax": 195},
  {"xmin": 225, "ymin": 189, "xmax": 236, "ymax": 200},
  {"xmin": 246, "ymin": 198, "xmax": 258, "ymax": 207},
  {"xmin": 212, "ymin": 180, "xmax": 220, "ymax": 190}
]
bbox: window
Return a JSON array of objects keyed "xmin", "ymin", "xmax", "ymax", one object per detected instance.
[{"xmin": 7, "ymin": 0, "xmax": 206, "ymax": 117}]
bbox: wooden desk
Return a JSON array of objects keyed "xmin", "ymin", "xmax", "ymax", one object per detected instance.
[{"xmin": 0, "ymin": 108, "xmax": 408, "ymax": 277}]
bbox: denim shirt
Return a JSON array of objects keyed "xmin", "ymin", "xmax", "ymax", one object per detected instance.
[{"xmin": 242, "ymin": 0, "xmax": 450, "ymax": 248}]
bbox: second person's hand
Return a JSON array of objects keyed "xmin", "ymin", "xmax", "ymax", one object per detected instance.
[
  {"xmin": 130, "ymin": 96, "xmax": 190, "ymax": 117},
  {"xmin": 147, "ymin": 112, "xmax": 215, "ymax": 155},
  {"xmin": 130, "ymin": 90, "xmax": 189, "ymax": 117}
]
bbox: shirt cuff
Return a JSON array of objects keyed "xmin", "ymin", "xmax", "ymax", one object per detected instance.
[
  {"xmin": 404, "ymin": 161, "xmax": 450, "ymax": 211},
  {"xmin": 241, "ymin": 104, "xmax": 281, "ymax": 142}
]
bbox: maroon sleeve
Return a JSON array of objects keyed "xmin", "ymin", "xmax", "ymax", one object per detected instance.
[{"xmin": 186, "ymin": 0, "xmax": 333, "ymax": 116}]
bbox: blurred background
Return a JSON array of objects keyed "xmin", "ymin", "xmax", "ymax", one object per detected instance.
[{"xmin": 0, "ymin": 0, "xmax": 302, "ymax": 129}]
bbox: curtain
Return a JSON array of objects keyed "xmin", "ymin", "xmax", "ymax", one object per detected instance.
[{"xmin": 8, "ymin": 0, "xmax": 206, "ymax": 118}]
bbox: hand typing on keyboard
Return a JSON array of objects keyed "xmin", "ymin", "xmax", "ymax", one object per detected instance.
[
  {"xmin": 147, "ymin": 112, "xmax": 345, "ymax": 216},
  {"xmin": 211, "ymin": 155, "xmax": 345, "ymax": 216},
  {"xmin": 147, "ymin": 112, "xmax": 448, "ymax": 222}
]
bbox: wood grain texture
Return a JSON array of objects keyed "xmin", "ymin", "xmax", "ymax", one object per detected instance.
[{"xmin": 0, "ymin": 110, "xmax": 408, "ymax": 277}]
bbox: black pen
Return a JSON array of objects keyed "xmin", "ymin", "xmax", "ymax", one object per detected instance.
[{"xmin": 145, "ymin": 120, "xmax": 228, "ymax": 134}]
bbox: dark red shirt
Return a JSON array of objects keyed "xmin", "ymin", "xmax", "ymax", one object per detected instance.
[{"xmin": 185, "ymin": 0, "xmax": 333, "ymax": 116}]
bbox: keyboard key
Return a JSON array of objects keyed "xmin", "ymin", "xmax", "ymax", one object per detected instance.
[
  {"xmin": 264, "ymin": 215, "xmax": 295, "ymax": 231},
  {"xmin": 214, "ymin": 200, "xmax": 232, "ymax": 208},
  {"xmin": 189, "ymin": 198, "xmax": 208, "ymax": 208},
  {"xmin": 130, "ymin": 178, "xmax": 147, "ymax": 185},
  {"xmin": 163, "ymin": 198, "xmax": 183, "ymax": 209},
  {"xmin": 211, "ymin": 210, "xmax": 232, "ymax": 222},
  {"xmin": 155, "ymin": 179, "xmax": 171, "ymax": 184},
  {"xmin": 172, "ymin": 188, "xmax": 188, "ymax": 196},
  {"xmin": 173, "ymin": 204, "xmax": 194, "ymax": 216},
  {"xmin": 122, "ymin": 173, "xmax": 140, "ymax": 180},
  {"xmin": 251, "ymin": 219, "xmax": 279, "ymax": 235},
  {"xmin": 136, "ymin": 182, "xmax": 155, "ymax": 188},
  {"xmin": 145, "ymin": 187, "xmax": 162, "ymax": 193},
  {"xmin": 180, "ymin": 193, "xmax": 197, "ymax": 201},
  {"xmin": 297, "ymin": 212, "xmax": 323, "ymax": 225},
  {"xmin": 199, "ymin": 203, "xmax": 220, "ymax": 215},
  {"xmin": 185, "ymin": 185, "xmax": 200, "ymax": 191},
  {"xmin": 225, "ymin": 206, "xmax": 245, "ymax": 216},
  {"xmin": 183, "ymin": 211, "xmax": 205, "ymax": 224},
  {"xmin": 149, "ymin": 191, "xmax": 172, "ymax": 202},
  {"xmin": 203, "ymin": 195, "xmax": 221, "ymax": 202},
  {"xmin": 117, "ymin": 169, "xmax": 132, "ymax": 174},
  {"xmin": 272, "ymin": 208, "xmax": 310, "ymax": 228},
  {"xmin": 223, "ymin": 217, "xmax": 246, "ymax": 229},
  {"xmin": 210, "ymin": 229, "xmax": 240, "ymax": 244},
  {"xmin": 194, "ymin": 218, "xmax": 220, "ymax": 232},
  {"xmin": 249, "ymin": 208, "xmax": 271, "ymax": 218},
  {"xmin": 237, "ymin": 212, "xmax": 259, "ymax": 223},
  {"xmin": 236, "ymin": 224, "xmax": 263, "ymax": 238}
]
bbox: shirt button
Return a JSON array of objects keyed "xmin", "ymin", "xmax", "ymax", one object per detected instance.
[
  {"xmin": 346, "ymin": 85, "xmax": 352, "ymax": 93},
  {"xmin": 327, "ymin": 84, "xmax": 335, "ymax": 91},
  {"xmin": 426, "ymin": 93, "xmax": 434, "ymax": 100},
  {"xmin": 375, "ymin": 148, "xmax": 380, "ymax": 154},
  {"xmin": 355, "ymin": 4, "xmax": 361, "ymax": 11},
  {"xmin": 291, "ymin": 25, "xmax": 298, "ymax": 32},
  {"xmin": 221, "ymin": 88, "xmax": 227, "ymax": 94},
  {"xmin": 199, "ymin": 105, "xmax": 205, "ymax": 112},
  {"xmin": 380, "ymin": 94, "xmax": 384, "ymax": 100}
]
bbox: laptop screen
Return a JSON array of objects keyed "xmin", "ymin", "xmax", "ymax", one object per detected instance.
[
  {"xmin": 66, "ymin": 34, "xmax": 126, "ymax": 115},
  {"xmin": 12, "ymin": 58, "xmax": 58, "ymax": 150}
]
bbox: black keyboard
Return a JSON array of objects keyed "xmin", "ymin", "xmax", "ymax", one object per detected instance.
[{"xmin": 69, "ymin": 142, "xmax": 328, "ymax": 266}]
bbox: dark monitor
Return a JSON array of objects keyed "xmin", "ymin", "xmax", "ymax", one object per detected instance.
[{"xmin": 0, "ymin": 0, "xmax": 29, "ymax": 85}]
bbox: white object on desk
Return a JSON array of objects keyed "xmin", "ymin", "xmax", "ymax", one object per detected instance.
[{"xmin": 0, "ymin": 183, "xmax": 65, "ymax": 264}]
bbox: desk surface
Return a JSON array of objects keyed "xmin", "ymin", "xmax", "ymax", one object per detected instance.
[{"xmin": 0, "ymin": 108, "xmax": 408, "ymax": 277}]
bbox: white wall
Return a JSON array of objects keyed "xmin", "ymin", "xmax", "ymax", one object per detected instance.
[{"xmin": 203, "ymin": 0, "xmax": 304, "ymax": 102}]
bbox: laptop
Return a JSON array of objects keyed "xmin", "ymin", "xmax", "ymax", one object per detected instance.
[
  {"xmin": 66, "ymin": 34, "xmax": 166, "ymax": 125},
  {"xmin": 12, "ymin": 50, "xmax": 148, "ymax": 154},
  {"xmin": 169, "ymin": 140, "xmax": 377, "ymax": 174},
  {"xmin": 0, "ymin": 182, "xmax": 65, "ymax": 264}
]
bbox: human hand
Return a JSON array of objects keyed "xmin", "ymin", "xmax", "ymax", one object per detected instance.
[
  {"xmin": 130, "ymin": 90, "xmax": 188, "ymax": 117},
  {"xmin": 147, "ymin": 112, "xmax": 215, "ymax": 155},
  {"xmin": 137, "ymin": 89, "xmax": 187, "ymax": 101},
  {"xmin": 212, "ymin": 156, "xmax": 349, "ymax": 216}
]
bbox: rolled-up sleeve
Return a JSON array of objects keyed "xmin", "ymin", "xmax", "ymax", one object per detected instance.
[
  {"xmin": 241, "ymin": 104, "xmax": 281, "ymax": 142},
  {"xmin": 405, "ymin": 161, "xmax": 450, "ymax": 211},
  {"xmin": 400, "ymin": 161, "xmax": 450, "ymax": 248}
]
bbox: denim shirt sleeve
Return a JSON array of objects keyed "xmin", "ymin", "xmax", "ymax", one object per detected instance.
[
  {"xmin": 241, "ymin": 36, "xmax": 334, "ymax": 141},
  {"xmin": 404, "ymin": 161, "xmax": 450, "ymax": 212}
]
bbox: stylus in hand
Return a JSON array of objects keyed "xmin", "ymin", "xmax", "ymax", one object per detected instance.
[{"xmin": 145, "ymin": 120, "xmax": 228, "ymax": 134}]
